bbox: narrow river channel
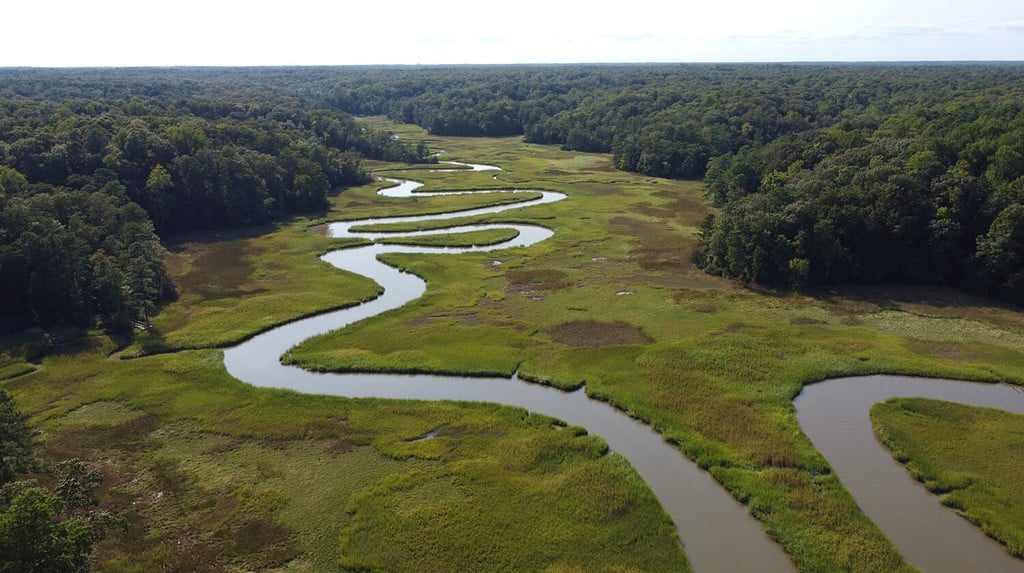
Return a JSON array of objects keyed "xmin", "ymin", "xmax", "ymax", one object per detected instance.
[
  {"xmin": 225, "ymin": 163, "xmax": 793, "ymax": 572},
  {"xmin": 228, "ymin": 158, "xmax": 1024, "ymax": 568},
  {"xmin": 795, "ymin": 376, "xmax": 1024, "ymax": 572}
]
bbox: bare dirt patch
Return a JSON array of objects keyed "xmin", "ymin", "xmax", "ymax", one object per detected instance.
[
  {"xmin": 306, "ymin": 223, "xmax": 331, "ymax": 236},
  {"xmin": 548, "ymin": 320, "xmax": 653, "ymax": 347}
]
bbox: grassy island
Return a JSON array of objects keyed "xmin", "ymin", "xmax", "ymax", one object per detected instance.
[{"xmin": 873, "ymin": 398, "xmax": 1024, "ymax": 558}]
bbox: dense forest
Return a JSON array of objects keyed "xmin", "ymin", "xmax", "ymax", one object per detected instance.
[
  {"xmin": 0, "ymin": 69, "xmax": 432, "ymax": 333},
  {"xmin": 3, "ymin": 64, "xmax": 1024, "ymax": 337},
  {"xmin": 321, "ymin": 64, "xmax": 1024, "ymax": 300}
]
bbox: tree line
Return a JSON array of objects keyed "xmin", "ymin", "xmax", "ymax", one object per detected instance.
[
  {"xmin": 0, "ymin": 69, "xmax": 433, "ymax": 334},
  {"xmin": 697, "ymin": 79, "xmax": 1024, "ymax": 300},
  {"xmin": 322, "ymin": 64, "xmax": 1021, "ymax": 173},
  {"xmin": 4, "ymin": 64, "xmax": 1023, "ymax": 336},
  {"xmin": 321, "ymin": 63, "xmax": 1024, "ymax": 301}
]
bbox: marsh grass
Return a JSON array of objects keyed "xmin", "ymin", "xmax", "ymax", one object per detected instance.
[
  {"xmin": 872, "ymin": 398, "xmax": 1024, "ymax": 558},
  {"xmin": 3, "ymin": 345, "xmax": 686, "ymax": 572},
  {"xmin": 6, "ymin": 122, "xmax": 1024, "ymax": 571},
  {"xmin": 0, "ymin": 361, "xmax": 35, "ymax": 380},
  {"xmin": 376, "ymin": 227, "xmax": 520, "ymax": 248},
  {"xmin": 289, "ymin": 127, "xmax": 1024, "ymax": 571},
  {"xmin": 124, "ymin": 223, "xmax": 382, "ymax": 355}
]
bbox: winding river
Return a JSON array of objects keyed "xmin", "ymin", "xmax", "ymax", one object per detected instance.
[
  {"xmin": 225, "ymin": 161, "xmax": 1024, "ymax": 572},
  {"xmin": 795, "ymin": 376, "xmax": 1024, "ymax": 572}
]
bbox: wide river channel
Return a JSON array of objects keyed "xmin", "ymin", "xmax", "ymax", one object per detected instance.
[{"xmin": 226, "ymin": 162, "xmax": 1024, "ymax": 572}]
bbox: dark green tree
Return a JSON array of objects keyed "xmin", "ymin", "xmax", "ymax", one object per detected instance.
[
  {"xmin": 0, "ymin": 487, "xmax": 94, "ymax": 573},
  {"xmin": 977, "ymin": 203, "xmax": 1024, "ymax": 299},
  {"xmin": 0, "ymin": 391, "xmax": 34, "ymax": 485},
  {"xmin": 0, "ymin": 396, "xmax": 113, "ymax": 573}
]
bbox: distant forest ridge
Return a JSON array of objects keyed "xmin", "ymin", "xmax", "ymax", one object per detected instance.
[
  {"xmin": 1, "ymin": 64, "xmax": 1023, "ymax": 334},
  {"xmin": 316, "ymin": 62, "xmax": 1024, "ymax": 300}
]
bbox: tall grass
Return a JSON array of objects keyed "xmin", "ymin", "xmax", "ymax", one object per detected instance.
[
  {"xmin": 290, "ymin": 128, "xmax": 1024, "ymax": 571},
  {"xmin": 6, "ymin": 123, "xmax": 1024, "ymax": 571},
  {"xmin": 2, "ymin": 344, "xmax": 686, "ymax": 571},
  {"xmin": 873, "ymin": 398, "xmax": 1024, "ymax": 558}
]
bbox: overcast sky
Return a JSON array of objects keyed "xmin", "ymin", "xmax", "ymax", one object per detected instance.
[{"xmin": 3, "ymin": 0, "xmax": 1023, "ymax": 66}]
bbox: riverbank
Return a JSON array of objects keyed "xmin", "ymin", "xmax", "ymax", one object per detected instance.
[
  {"xmin": 224, "ymin": 168, "xmax": 792, "ymax": 571},
  {"xmin": 873, "ymin": 397, "xmax": 1024, "ymax": 559},
  {"xmin": 5, "ymin": 124, "xmax": 1024, "ymax": 570}
]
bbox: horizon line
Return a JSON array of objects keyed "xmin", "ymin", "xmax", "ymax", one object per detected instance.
[{"xmin": 3, "ymin": 60, "xmax": 1024, "ymax": 70}]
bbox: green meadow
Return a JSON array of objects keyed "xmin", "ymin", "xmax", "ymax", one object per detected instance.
[
  {"xmin": 872, "ymin": 398, "xmax": 1024, "ymax": 558},
  {"xmin": 377, "ymin": 227, "xmax": 520, "ymax": 248},
  {"xmin": 4, "ymin": 119, "xmax": 1024, "ymax": 571},
  {"xmin": 2, "ymin": 341, "xmax": 683, "ymax": 572}
]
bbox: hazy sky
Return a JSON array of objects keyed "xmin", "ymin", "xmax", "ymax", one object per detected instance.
[{"xmin": 3, "ymin": 0, "xmax": 1023, "ymax": 66}]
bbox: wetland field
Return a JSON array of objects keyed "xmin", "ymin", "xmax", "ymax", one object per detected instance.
[{"xmin": 4, "ymin": 121, "xmax": 1024, "ymax": 572}]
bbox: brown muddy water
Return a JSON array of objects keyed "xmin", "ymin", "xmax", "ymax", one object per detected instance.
[{"xmin": 795, "ymin": 375, "xmax": 1024, "ymax": 572}]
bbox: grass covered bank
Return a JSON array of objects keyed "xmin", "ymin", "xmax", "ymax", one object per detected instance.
[
  {"xmin": 289, "ymin": 121, "xmax": 1024, "ymax": 571},
  {"xmin": 1, "ymin": 124, "xmax": 689, "ymax": 570},
  {"xmin": 2, "ymin": 340, "xmax": 685, "ymax": 571},
  {"xmin": 872, "ymin": 398, "xmax": 1024, "ymax": 558}
]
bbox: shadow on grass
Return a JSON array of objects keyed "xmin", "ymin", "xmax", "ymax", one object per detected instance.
[
  {"xmin": 808, "ymin": 283, "xmax": 1023, "ymax": 316},
  {"xmin": 162, "ymin": 223, "xmax": 282, "ymax": 251}
]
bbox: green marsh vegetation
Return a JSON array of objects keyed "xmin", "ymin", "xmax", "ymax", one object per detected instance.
[
  {"xmin": 3, "ymin": 117, "xmax": 1023, "ymax": 571},
  {"xmin": 124, "ymin": 177, "xmax": 537, "ymax": 356},
  {"xmin": 3, "ymin": 65, "xmax": 1024, "ymax": 571},
  {"xmin": 2, "ymin": 339, "xmax": 685, "ymax": 571},
  {"xmin": 872, "ymin": 398, "xmax": 1024, "ymax": 558},
  {"xmin": 291, "ymin": 126, "xmax": 1024, "ymax": 571},
  {"xmin": 376, "ymin": 227, "xmax": 521, "ymax": 248}
]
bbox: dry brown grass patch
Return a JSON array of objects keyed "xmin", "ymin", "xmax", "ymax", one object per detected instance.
[
  {"xmin": 610, "ymin": 216, "xmax": 697, "ymax": 273},
  {"xmin": 791, "ymin": 316, "xmax": 827, "ymax": 325},
  {"xmin": 169, "ymin": 240, "xmax": 263, "ymax": 300},
  {"xmin": 506, "ymin": 268, "xmax": 570, "ymax": 293},
  {"xmin": 904, "ymin": 339, "xmax": 984, "ymax": 362},
  {"xmin": 305, "ymin": 223, "xmax": 331, "ymax": 236},
  {"xmin": 548, "ymin": 320, "xmax": 653, "ymax": 347},
  {"xmin": 690, "ymin": 397, "xmax": 800, "ymax": 467},
  {"xmin": 715, "ymin": 322, "xmax": 758, "ymax": 335}
]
